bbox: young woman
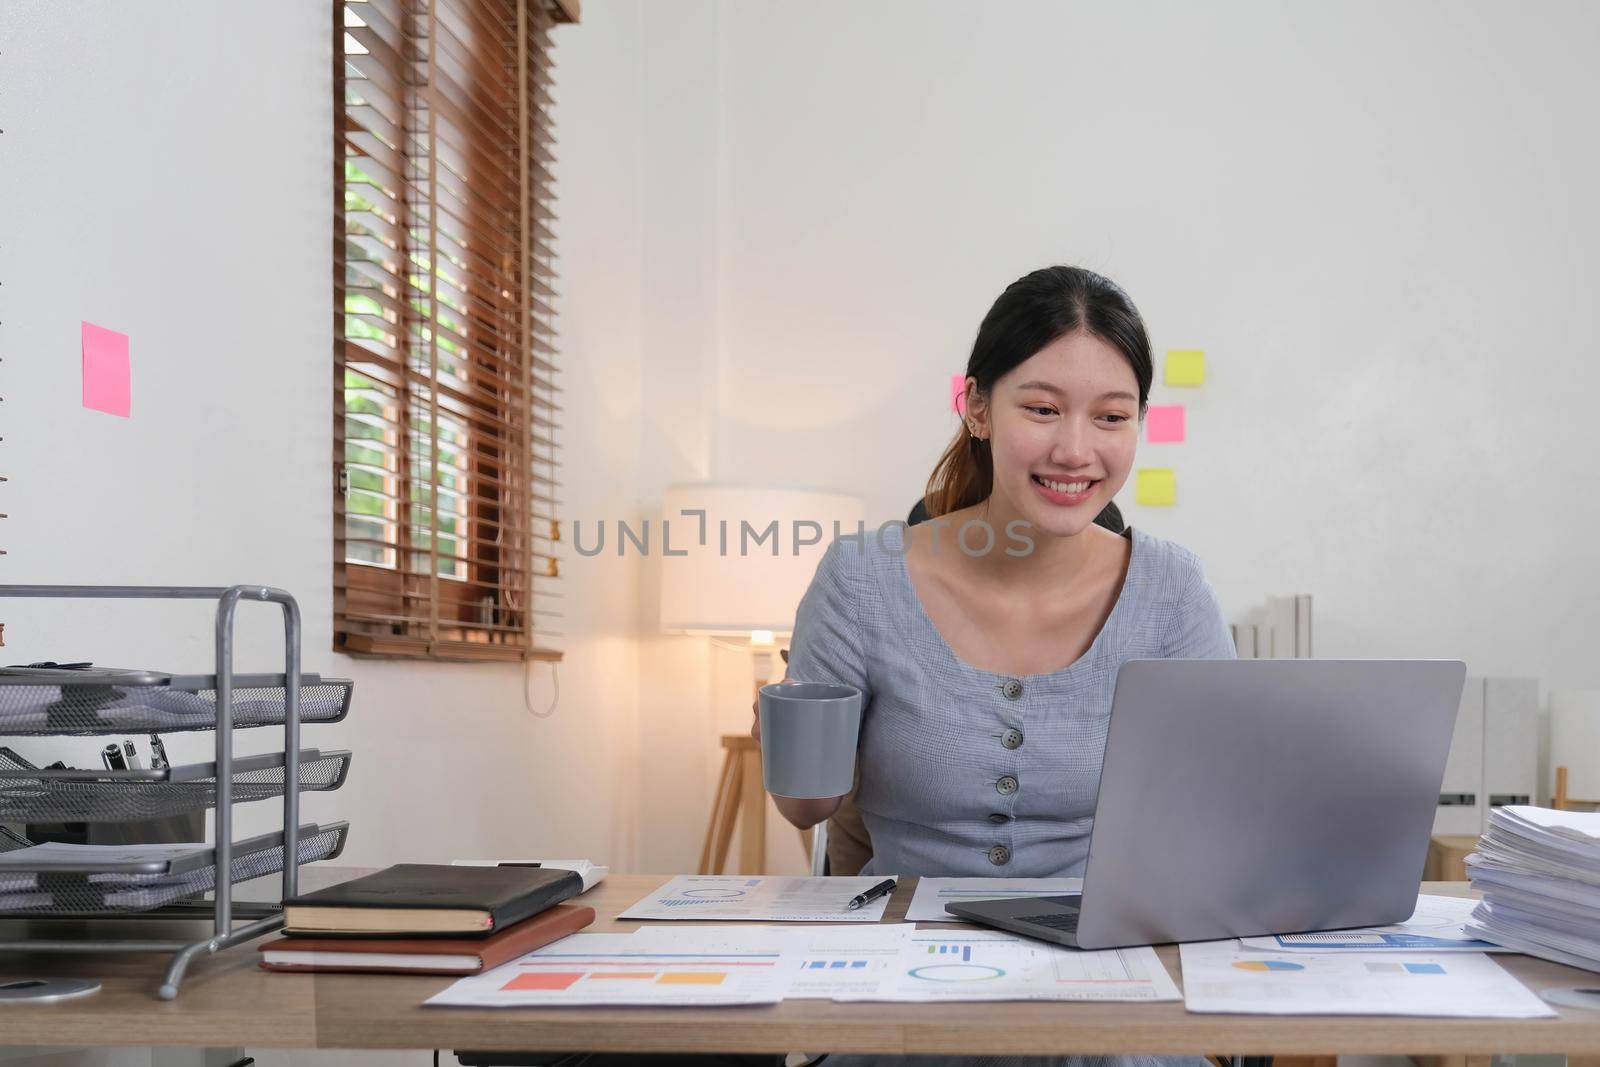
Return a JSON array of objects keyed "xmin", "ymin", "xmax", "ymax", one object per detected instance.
[{"xmin": 770, "ymin": 265, "xmax": 1236, "ymax": 887}]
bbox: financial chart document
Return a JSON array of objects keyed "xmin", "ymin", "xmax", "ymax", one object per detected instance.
[
  {"xmin": 834, "ymin": 929, "xmax": 1180, "ymax": 1003},
  {"xmin": 424, "ymin": 930, "xmax": 800, "ymax": 1007},
  {"xmin": 1179, "ymin": 939, "xmax": 1554, "ymax": 1018},
  {"xmin": 618, "ymin": 875, "xmax": 892, "ymax": 922}
]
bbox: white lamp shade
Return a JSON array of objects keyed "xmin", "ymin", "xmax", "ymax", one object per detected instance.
[
  {"xmin": 658, "ymin": 484, "xmax": 865, "ymax": 635},
  {"xmin": 1551, "ymin": 689, "xmax": 1600, "ymax": 799}
]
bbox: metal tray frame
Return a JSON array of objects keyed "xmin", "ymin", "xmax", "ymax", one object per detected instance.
[
  {"xmin": 0, "ymin": 821, "xmax": 330, "ymax": 877},
  {"xmin": 0, "ymin": 821, "xmax": 350, "ymax": 914},
  {"xmin": 0, "ymin": 585, "xmax": 338, "ymax": 998},
  {"xmin": 0, "ymin": 670, "xmax": 352, "ymax": 735},
  {"xmin": 0, "ymin": 749, "xmax": 353, "ymax": 823}
]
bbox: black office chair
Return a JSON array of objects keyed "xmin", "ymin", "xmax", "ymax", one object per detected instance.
[{"xmin": 905, "ymin": 496, "xmax": 1126, "ymax": 533}]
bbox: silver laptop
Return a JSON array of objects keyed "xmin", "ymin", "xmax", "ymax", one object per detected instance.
[{"xmin": 946, "ymin": 659, "xmax": 1466, "ymax": 949}]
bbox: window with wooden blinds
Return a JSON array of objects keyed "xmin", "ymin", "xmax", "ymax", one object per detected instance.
[{"xmin": 334, "ymin": 0, "xmax": 576, "ymax": 662}]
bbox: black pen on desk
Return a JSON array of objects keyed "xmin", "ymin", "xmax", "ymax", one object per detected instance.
[
  {"xmin": 845, "ymin": 877, "xmax": 897, "ymax": 911},
  {"xmin": 101, "ymin": 744, "xmax": 128, "ymax": 772}
]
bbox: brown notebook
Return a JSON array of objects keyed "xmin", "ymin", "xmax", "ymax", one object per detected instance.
[{"xmin": 258, "ymin": 903, "xmax": 595, "ymax": 974}]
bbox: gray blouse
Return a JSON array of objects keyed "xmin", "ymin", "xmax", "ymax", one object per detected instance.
[
  {"xmin": 787, "ymin": 523, "xmax": 1237, "ymax": 880},
  {"xmin": 785, "ymin": 524, "xmax": 1232, "ymax": 1067}
]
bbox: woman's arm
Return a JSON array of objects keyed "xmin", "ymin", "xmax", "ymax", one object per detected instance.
[
  {"xmin": 774, "ymin": 792, "xmax": 844, "ymax": 829},
  {"xmin": 757, "ymin": 536, "xmax": 870, "ymax": 830}
]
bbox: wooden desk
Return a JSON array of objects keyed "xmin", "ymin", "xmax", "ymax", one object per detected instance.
[
  {"xmin": 3, "ymin": 876, "xmax": 1600, "ymax": 1057},
  {"xmin": 0, "ymin": 917, "xmax": 317, "ymax": 1048}
]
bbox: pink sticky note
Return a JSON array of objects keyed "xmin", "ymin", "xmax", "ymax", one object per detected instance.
[
  {"xmin": 81, "ymin": 321, "xmax": 131, "ymax": 417},
  {"xmin": 1145, "ymin": 404, "xmax": 1185, "ymax": 443},
  {"xmin": 950, "ymin": 374, "xmax": 967, "ymax": 415}
]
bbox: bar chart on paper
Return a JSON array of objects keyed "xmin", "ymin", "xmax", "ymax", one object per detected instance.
[
  {"xmin": 786, "ymin": 925, "xmax": 912, "ymax": 998},
  {"xmin": 908, "ymin": 939, "xmax": 1003, "ymax": 984},
  {"xmin": 424, "ymin": 931, "xmax": 798, "ymax": 1007},
  {"xmin": 926, "ymin": 942, "xmax": 975, "ymax": 961}
]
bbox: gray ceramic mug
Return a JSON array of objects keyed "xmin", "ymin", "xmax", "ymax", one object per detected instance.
[{"xmin": 757, "ymin": 681, "xmax": 863, "ymax": 799}]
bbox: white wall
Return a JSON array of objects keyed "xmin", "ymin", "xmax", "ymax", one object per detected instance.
[
  {"xmin": 705, "ymin": 0, "xmax": 1600, "ymax": 690},
  {"xmin": 0, "ymin": 1, "xmax": 649, "ymax": 1061},
  {"xmin": 566, "ymin": 0, "xmax": 1600, "ymax": 853},
  {"xmin": 626, "ymin": 0, "xmax": 727, "ymax": 873},
  {"xmin": 0, "ymin": 0, "xmax": 647, "ymax": 878}
]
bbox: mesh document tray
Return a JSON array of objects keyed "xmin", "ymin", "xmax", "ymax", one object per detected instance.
[
  {"xmin": 0, "ymin": 821, "xmax": 349, "ymax": 915},
  {"xmin": 0, "ymin": 749, "xmax": 353, "ymax": 822},
  {"xmin": 0, "ymin": 668, "xmax": 353, "ymax": 735}
]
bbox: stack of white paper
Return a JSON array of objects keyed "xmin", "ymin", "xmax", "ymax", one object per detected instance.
[
  {"xmin": 1463, "ymin": 805, "xmax": 1600, "ymax": 972},
  {"xmin": 0, "ymin": 841, "xmax": 212, "ymax": 910}
]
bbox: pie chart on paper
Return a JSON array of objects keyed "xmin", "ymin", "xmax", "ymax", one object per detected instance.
[
  {"xmin": 1232, "ymin": 960, "xmax": 1305, "ymax": 972},
  {"xmin": 908, "ymin": 964, "xmax": 1007, "ymax": 982}
]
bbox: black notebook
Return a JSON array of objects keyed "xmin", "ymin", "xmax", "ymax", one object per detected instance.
[{"xmin": 283, "ymin": 863, "xmax": 583, "ymax": 937}]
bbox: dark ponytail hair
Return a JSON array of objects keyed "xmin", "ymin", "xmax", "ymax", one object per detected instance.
[{"xmin": 923, "ymin": 266, "xmax": 1154, "ymax": 523}]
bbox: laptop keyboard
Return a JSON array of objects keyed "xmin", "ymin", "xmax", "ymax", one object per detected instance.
[{"xmin": 1016, "ymin": 910, "xmax": 1081, "ymax": 932}]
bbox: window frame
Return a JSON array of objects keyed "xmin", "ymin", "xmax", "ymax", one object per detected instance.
[{"xmin": 333, "ymin": 0, "xmax": 575, "ymax": 663}]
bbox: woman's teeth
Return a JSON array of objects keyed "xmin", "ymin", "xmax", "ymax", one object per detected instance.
[{"xmin": 1033, "ymin": 475, "xmax": 1093, "ymax": 494}]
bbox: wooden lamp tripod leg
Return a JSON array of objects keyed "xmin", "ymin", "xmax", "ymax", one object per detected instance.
[{"xmin": 699, "ymin": 744, "xmax": 741, "ymax": 875}]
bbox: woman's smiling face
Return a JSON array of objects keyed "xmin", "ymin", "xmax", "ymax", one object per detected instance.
[{"xmin": 968, "ymin": 329, "xmax": 1142, "ymax": 539}]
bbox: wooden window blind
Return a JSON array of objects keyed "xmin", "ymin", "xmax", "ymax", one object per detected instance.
[{"xmin": 334, "ymin": 0, "xmax": 576, "ymax": 662}]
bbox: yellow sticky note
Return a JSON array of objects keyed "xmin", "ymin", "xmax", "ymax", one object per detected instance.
[
  {"xmin": 1165, "ymin": 349, "xmax": 1206, "ymax": 386},
  {"xmin": 1135, "ymin": 468, "xmax": 1177, "ymax": 506}
]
